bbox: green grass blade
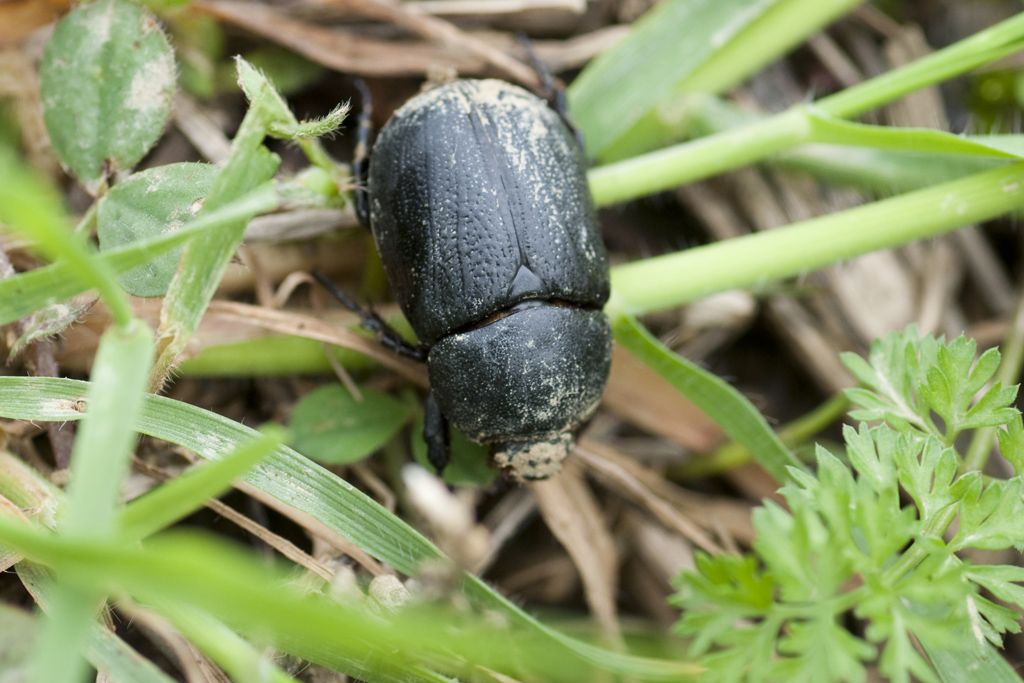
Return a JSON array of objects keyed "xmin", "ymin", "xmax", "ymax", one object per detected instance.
[
  {"xmin": 805, "ymin": 111, "xmax": 1023, "ymax": 159},
  {"xmin": 780, "ymin": 145, "xmax": 1007, "ymax": 195},
  {"xmin": 29, "ymin": 319, "xmax": 153, "ymax": 683},
  {"xmin": 31, "ymin": 583, "xmax": 104, "ymax": 683},
  {"xmin": 818, "ymin": 13, "xmax": 1024, "ymax": 120},
  {"xmin": 0, "ymin": 518, "xmax": 700, "ymax": 682},
  {"xmin": 151, "ymin": 129, "xmax": 280, "ymax": 385},
  {"xmin": 0, "ymin": 451, "xmax": 289, "ymax": 683},
  {"xmin": 0, "ymin": 183, "xmax": 279, "ymax": 326},
  {"xmin": 679, "ymin": 94, "xmax": 1016, "ymax": 194},
  {"xmin": 610, "ymin": 162, "xmax": 1024, "ymax": 315},
  {"xmin": 589, "ymin": 12, "xmax": 1024, "ymax": 207},
  {"xmin": 0, "ymin": 148, "xmax": 133, "ymax": 328},
  {"xmin": 609, "ymin": 312, "xmax": 803, "ymax": 484},
  {"xmin": 0, "ymin": 377, "xmax": 697, "ymax": 681},
  {"xmin": 0, "ymin": 597, "xmax": 176, "ymax": 683},
  {"xmin": 569, "ymin": 0, "xmax": 862, "ymax": 160},
  {"xmin": 145, "ymin": 601, "xmax": 299, "ymax": 683},
  {"xmin": 119, "ymin": 428, "xmax": 285, "ymax": 540},
  {"xmin": 61, "ymin": 324, "xmax": 154, "ymax": 538}
]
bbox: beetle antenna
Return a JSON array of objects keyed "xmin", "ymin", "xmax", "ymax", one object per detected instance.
[
  {"xmin": 311, "ymin": 270, "xmax": 429, "ymax": 363},
  {"xmin": 515, "ymin": 34, "xmax": 584, "ymax": 149}
]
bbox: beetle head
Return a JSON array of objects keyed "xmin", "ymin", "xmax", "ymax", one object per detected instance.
[{"xmin": 493, "ymin": 434, "xmax": 572, "ymax": 481}]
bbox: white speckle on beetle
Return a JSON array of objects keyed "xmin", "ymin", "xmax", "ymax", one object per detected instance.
[
  {"xmin": 494, "ymin": 434, "xmax": 572, "ymax": 481},
  {"xmin": 1003, "ymin": 180, "xmax": 1021, "ymax": 193}
]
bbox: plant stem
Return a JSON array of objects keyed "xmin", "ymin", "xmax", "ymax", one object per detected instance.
[
  {"xmin": 588, "ymin": 12, "xmax": 1024, "ymax": 206},
  {"xmin": 816, "ymin": 12, "xmax": 1024, "ymax": 120},
  {"xmin": 882, "ymin": 503, "xmax": 958, "ymax": 586},
  {"xmin": 610, "ymin": 163, "xmax": 1024, "ymax": 315},
  {"xmin": 72, "ymin": 202, "xmax": 98, "ymax": 235},
  {"xmin": 589, "ymin": 108, "xmax": 809, "ymax": 206},
  {"xmin": 963, "ymin": 289, "xmax": 1024, "ymax": 473}
]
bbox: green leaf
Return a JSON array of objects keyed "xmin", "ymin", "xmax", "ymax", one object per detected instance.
[
  {"xmin": 610, "ymin": 311, "xmax": 803, "ymax": 484},
  {"xmin": 410, "ymin": 413, "xmax": 495, "ymax": 488},
  {"xmin": 673, "ymin": 553, "xmax": 774, "ymax": 634},
  {"xmin": 952, "ymin": 478, "xmax": 1024, "ymax": 551},
  {"xmin": 921, "ymin": 630, "xmax": 1024, "ymax": 683},
  {"xmin": 842, "ymin": 424, "xmax": 897, "ymax": 491},
  {"xmin": 997, "ymin": 417, "xmax": 1024, "ymax": 475},
  {"xmin": 841, "ymin": 327, "xmax": 931, "ymax": 434},
  {"xmin": 290, "ymin": 385, "xmax": 411, "ymax": 465},
  {"xmin": 893, "ymin": 437, "xmax": 957, "ymax": 521},
  {"xmin": 842, "ymin": 329, "xmax": 1020, "ymax": 444},
  {"xmin": 98, "ymin": 162, "xmax": 218, "ymax": 297},
  {"xmin": 775, "ymin": 615, "xmax": 873, "ymax": 683},
  {"xmin": 966, "ymin": 564, "xmax": 1024, "ymax": 614},
  {"xmin": 40, "ymin": 0, "xmax": 175, "ymax": 190}
]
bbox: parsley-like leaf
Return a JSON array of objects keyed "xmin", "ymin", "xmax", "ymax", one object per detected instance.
[{"xmin": 674, "ymin": 329, "xmax": 1024, "ymax": 682}]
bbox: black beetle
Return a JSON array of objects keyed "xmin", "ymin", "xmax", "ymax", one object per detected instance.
[{"xmin": 332, "ymin": 78, "xmax": 611, "ymax": 481}]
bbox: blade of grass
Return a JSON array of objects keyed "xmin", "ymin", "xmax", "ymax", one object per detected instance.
[
  {"xmin": 0, "ymin": 148, "xmax": 133, "ymax": 328},
  {"xmin": 119, "ymin": 427, "xmax": 285, "ymax": 540},
  {"xmin": 0, "ymin": 519, "xmax": 701, "ymax": 682},
  {"xmin": 0, "ymin": 377, "xmax": 698, "ymax": 682},
  {"xmin": 589, "ymin": 12, "xmax": 1024, "ymax": 206},
  {"xmin": 681, "ymin": 94, "xmax": 1014, "ymax": 194},
  {"xmin": 609, "ymin": 162, "xmax": 1024, "ymax": 315},
  {"xmin": 0, "ymin": 490, "xmax": 175, "ymax": 683},
  {"xmin": 672, "ymin": 393, "xmax": 849, "ymax": 479},
  {"xmin": 0, "ymin": 451, "xmax": 296, "ymax": 683},
  {"xmin": 142, "ymin": 600, "xmax": 300, "ymax": 683},
  {"xmin": 608, "ymin": 311, "xmax": 803, "ymax": 484},
  {"xmin": 568, "ymin": 0, "xmax": 863, "ymax": 160},
  {"xmin": 804, "ymin": 110, "xmax": 1022, "ymax": 158},
  {"xmin": 30, "ymin": 319, "xmax": 154, "ymax": 683},
  {"xmin": 151, "ymin": 107, "xmax": 280, "ymax": 387},
  {"xmin": 20, "ymin": 564, "xmax": 177, "ymax": 683},
  {"xmin": 0, "ymin": 183, "xmax": 279, "ymax": 326}
]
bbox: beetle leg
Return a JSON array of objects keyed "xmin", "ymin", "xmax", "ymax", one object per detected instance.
[
  {"xmin": 424, "ymin": 391, "xmax": 451, "ymax": 474},
  {"xmin": 312, "ymin": 270, "xmax": 429, "ymax": 363},
  {"xmin": 353, "ymin": 78, "xmax": 373, "ymax": 229},
  {"xmin": 516, "ymin": 35, "xmax": 585, "ymax": 149}
]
